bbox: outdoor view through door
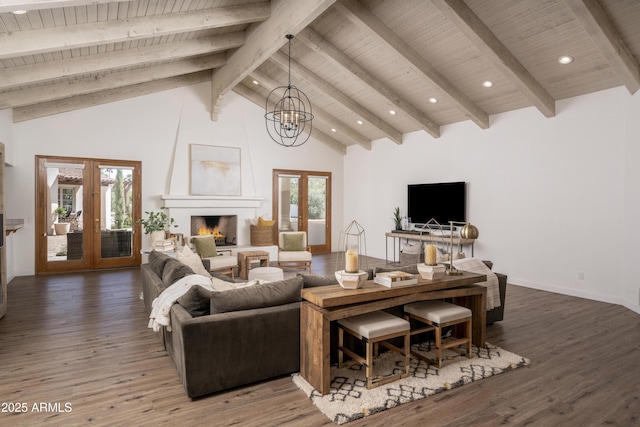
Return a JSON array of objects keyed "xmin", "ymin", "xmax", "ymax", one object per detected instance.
[
  {"xmin": 273, "ymin": 169, "xmax": 331, "ymax": 253},
  {"xmin": 36, "ymin": 156, "xmax": 141, "ymax": 273}
]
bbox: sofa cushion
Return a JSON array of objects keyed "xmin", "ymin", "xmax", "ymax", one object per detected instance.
[
  {"xmin": 282, "ymin": 233, "xmax": 305, "ymax": 251},
  {"xmin": 177, "ymin": 245, "xmax": 211, "ymax": 277},
  {"xmin": 162, "ymin": 258, "xmax": 195, "ymax": 288},
  {"xmin": 177, "ymin": 285, "xmax": 211, "ymax": 317},
  {"xmin": 298, "ymin": 272, "xmax": 337, "ymax": 288},
  {"xmin": 210, "ymin": 276, "xmax": 303, "ymax": 314},
  {"xmin": 374, "ymin": 264, "xmax": 419, "ymax": 275},
  {"xmin": 148, "ymin": 250, "xmax": 173, "ymax": 277},
  {"xmin": 193, "ymin": 235, "xmax": 218, "ymax": 257}
]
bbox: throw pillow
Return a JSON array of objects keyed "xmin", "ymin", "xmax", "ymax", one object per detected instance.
[
  {"xmin": 193, "ymin": 235, "xmax": 218, "ymax": 258},
  {"xmin": 162, "ymin": 258, "xmax": 196, "ymax": 288},
  {"xmin": 258, "ymin": 216, "xmax": 276, "ymax": 227},
  {"xmin": 177, "ymin": 245, "xmax": 211, "ymax": 278},
  {"xmin": 148, "ymin": 250, "xmax": 172, "ymax": 277},
  {"xmin": 282, "ymin": 233, "xmax": 305, "ymax": 251},
  {"xmin": 177, "ymin": 285, "xmax": 211, "ymax": 317},
  {"xmin": 210, "ymin": 276, "xmax": 303, "ymax": 314}
]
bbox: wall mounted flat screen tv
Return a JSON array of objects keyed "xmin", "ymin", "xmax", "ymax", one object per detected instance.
[{"xmin": 407, "ymin": 182, "xmax": 466, "ymax": 226}]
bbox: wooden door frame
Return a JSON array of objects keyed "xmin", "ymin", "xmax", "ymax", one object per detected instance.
[
  {"xmin": 272, "ymin": 169, "xmax": 331, "ymax": 253},
  {"xmin": 35, "ymin": 156, "xmax": 142, "ymax": 274}
]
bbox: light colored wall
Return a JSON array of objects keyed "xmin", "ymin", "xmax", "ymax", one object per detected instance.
[
  {"xmin": 344, "ymin": 86, "xmax": 639, "ymax": 313},
  {"xmin": 5, "ymin": 84, "xmax": 344, "ymax": 277}
]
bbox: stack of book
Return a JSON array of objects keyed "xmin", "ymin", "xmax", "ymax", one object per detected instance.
[
  {"xmin": 154, "ymin": 239, "xmax": 175, "ymax": 252},
  {"xmin": 373, "ymin": 271, "xmax": 418, "ymax": 287}
]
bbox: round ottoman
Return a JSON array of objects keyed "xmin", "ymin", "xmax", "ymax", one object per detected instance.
[{"xmin": 248, "ymin": 266, "xmax": 284, "ymax": 282}]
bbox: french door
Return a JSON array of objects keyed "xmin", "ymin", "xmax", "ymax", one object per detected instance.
[
  {"xmin": 272, "ymin": 169, "xmax": 331, "ymax": 253},
  {"xmin": 36, "ymin": 156, "xmax": 142, "ymax": 274}
]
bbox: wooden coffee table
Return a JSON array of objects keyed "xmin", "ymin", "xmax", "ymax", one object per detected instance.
[{"xmin": 300, "ymin": 271, "xmax": 487, "ymax": 395}]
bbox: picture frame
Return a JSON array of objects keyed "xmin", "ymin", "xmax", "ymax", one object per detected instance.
[{"xmin": 190, "ymin": 144, "xmax": 241, "ymax": 196}]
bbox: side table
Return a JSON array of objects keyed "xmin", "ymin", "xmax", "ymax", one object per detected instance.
[{"xmin": 238, "ymin": 250, "xmax": 270, "ymax": 280}]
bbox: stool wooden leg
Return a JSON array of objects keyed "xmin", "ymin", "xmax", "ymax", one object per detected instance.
[
  {"xmin": 435, "ymin": 325, "xmax": 443, "ymax": 369},
  {"xmin": 366, "ymin": 340, "xmax": 374, "ymax": 389},
  {"xmin": 338, "ymin": 327, "xmax": 344, "ymax": 368},
  {"xmin": 466, "ymin": 318, "xmax": 472, "ymax": 358},
  {"xmin": 403, "ymin": 332, "xmax": 410, "ymax": 376}
]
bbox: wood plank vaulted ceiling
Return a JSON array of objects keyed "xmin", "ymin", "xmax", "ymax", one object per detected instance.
[{"xmin": 1, "ymin": 0, "xmax": 639, "ymax": 154}]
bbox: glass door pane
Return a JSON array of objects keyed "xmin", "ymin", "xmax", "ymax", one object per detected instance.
[
  {"xmin": 278, "ymin": 174, "xmax": 300, "ymax": 233},
  {"xmin": 45, "ymin": 163, "xmax": 86, "ymax": 263},
  {"xmin": 98, "ymin": 166, "xmax": 134, "ymax": 259},
  {"xmin": 306, "ymin": 176, "xmax": 327, "ymax": 246}
]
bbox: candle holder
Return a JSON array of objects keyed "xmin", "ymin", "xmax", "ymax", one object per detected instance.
[
  {"xmin": 417, "ymin": 218, "xmax": 446, "ymax": 280},
  {"xmin": 335, "ymin": 220, "xmax": 368, "ymax": 289},
  {"xmin": 444, "ymin": 221, "xmax": 480, "ymax": 276}
]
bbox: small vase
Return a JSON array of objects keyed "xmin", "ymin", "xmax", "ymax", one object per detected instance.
[{"xmin": 149, "ymin": 230, "xmax": 166, "ymax": 249}]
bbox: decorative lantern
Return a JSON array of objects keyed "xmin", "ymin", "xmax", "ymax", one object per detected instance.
[
  {"xmin": 335, "ymin": 220, "xmax": 368, "ymax": 289},
  {"xmin": 417, "ymin": 218, "xmax": 446, "ymax": 280}
]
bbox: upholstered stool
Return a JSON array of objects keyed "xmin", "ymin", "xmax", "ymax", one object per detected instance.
[
  {"xmin": 404, "ymin": 300, "xmax": 472, "ymax": 368},
  {"xmin": 247, "ymin": 266, "xmax": 284, "ymax": 282},
  {"xmin": 338, "ymin": 311, "xmax": 410, "ymax": 389}
]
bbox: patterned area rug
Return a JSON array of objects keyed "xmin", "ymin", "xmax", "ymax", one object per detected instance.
[{"xmin": 292, "ymin": 342, "xmax": 529, "ymax": 425}]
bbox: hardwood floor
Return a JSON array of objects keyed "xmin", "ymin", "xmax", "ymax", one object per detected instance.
[{"xmin": 1, "ymin": 254, "xmax": 638, "ymax": 426}]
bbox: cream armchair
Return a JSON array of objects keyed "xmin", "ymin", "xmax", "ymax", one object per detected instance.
[
  {"xmin": 277, "ymin": 231, "xmax": 312, "ymax": 272},
  {"xmin": 186, "ymin": 235, "xmax": 238, "ymax": 279}
]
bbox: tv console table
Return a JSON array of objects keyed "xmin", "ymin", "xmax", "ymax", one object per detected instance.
[
  {"xmin": 385, "ymin": 231, "xmax": 476, "ymax": 264},
  {"xmin": 300, "ymin": 272, "xmax": 487, "ymax": 395}
]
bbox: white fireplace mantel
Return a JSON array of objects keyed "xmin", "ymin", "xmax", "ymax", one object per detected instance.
[{"xmin": 161, "ymin": 195, "xmax": 263, "ymax": 209}]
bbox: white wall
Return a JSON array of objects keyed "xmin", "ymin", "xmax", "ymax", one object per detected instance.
[
  {"xmin": 344, "ymin": 86, "xmax": 639, "ymax": 313},
  {"xmin": 5, "ymin": 84, "xmax": 344, "ymax": 277}
]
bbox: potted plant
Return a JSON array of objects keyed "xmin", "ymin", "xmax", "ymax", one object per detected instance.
[
  {"xmin": 137, "ymin": 207, "xmax": 178, "ymax": 248},
  {"xmin": 392, "ymin": 207, "xmax": 402, "ymax": 230},
  {"xmin": 53, "ymin": 207, "xmax": 70, "ymax": 235}
]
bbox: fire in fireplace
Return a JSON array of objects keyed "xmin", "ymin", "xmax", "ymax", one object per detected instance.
[{"xmin": 190, "ymin": 215, "xmax": 237, "ymax": 246}]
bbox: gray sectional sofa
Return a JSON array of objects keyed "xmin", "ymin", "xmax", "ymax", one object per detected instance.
[{"xmin": 141, "ymin": 251, "xmax": 507, "ymax": 398}]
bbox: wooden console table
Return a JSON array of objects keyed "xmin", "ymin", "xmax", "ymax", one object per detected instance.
[
  {"xmin": 385, "ymin": 231, "xmax": 476, "ymax": 264},
  {"xmin": 300, "ymin": 272, "xmax": 487, "ymax": 395}
]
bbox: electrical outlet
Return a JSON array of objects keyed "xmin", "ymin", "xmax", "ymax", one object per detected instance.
[{"xmin": 578, "ymin": 272, "xmax": 584, "ymax": 280}]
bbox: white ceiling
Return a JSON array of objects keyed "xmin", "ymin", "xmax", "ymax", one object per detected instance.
[{"xmin": 1, "ymin": 0, "xmax": 639, "ymax": 153}]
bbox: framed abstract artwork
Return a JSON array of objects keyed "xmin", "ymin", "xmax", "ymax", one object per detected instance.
[{"xmin": 190, "ymin": 144, "xmax": 241, "ymax": 196}]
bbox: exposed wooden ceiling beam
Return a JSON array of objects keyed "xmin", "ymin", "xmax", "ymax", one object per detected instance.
[
  {"xmin": 0, "ymin": 54, "xmax": 226, "ymax": 109},
  {"xmin": 565, "ymin": 0, "xmax": 640, "ymax": 94},
  {"xmin": 0, "ymin": 32, "xmax": 245, "ymax": 91},
  {"xmin": 0, "ymin": 1, "xmax": 125, "ymax": 13},
  {"xmin": 335, "ymin": 0, "xmax": 489, "ymax": 129},
  {"xmin": 250, "ymin": 69, "xmax": 371, "ymax": 150},
  {"xmin": 233, "ymin": 83, "xmax": 347, "ymax": 155},
  {"xmin": 434, "ymin": 0, "xmax": 556, "ymax": 118},
  {"xmin": 269, "ymin": 51, "xmax": 403, "ymax": 145},
  {"xmin": 209, "ymin": 0, "xmax": 337, "ymax": 120},
  {"xmin": 297, "ymin": 27, "xmax": 440, "ymax": 138},
  {"xmin": 12, "ymin": 71, "xmax": 211, "ymax": 123},
  {"xmin": 0, "ymin": 4, "xmax": 268, "ymax": 59}
]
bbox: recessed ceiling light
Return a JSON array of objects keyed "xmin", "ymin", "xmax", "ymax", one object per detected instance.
[
  {"xmin": 389, "ymin": 110, "xmax": 397, "ymax": 115},
  {"xmin": 252, "ymin": 80, "xmax": 259, "ymax": 85},
  {"xmin": 356, "ymin": 120, "xmax": 364, "ymax": 125},
  {"xmin": 558, "ymin": 55, "xmax": 574, "ymax": 65},
  {"xmin": 428, "ymin": 97, "xmax": 438, "ymax": 104},
  {"xmin": 482, "ymin": 80, "xmax": 494, "ymax": 88},
  {"xmin": 331, "ymin": 128, "xmax": 337, "ymax": 133},
  {"xmin": 12, "ymin": 9, "xmax": 27, "ymax": 14}
]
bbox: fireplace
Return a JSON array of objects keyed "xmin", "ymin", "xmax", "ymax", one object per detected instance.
[{"xmin": 190, "ymin": 215, "xmax": 237, "ymax": 246}]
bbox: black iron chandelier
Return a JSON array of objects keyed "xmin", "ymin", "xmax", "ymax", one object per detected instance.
[{"xmin": 264, "ymin": 34, "xmax": 314, "ymax": 147}]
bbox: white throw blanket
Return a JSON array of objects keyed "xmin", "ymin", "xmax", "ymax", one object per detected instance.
[
  {"xmin": 148, "ymin": 274, "xmax": 214, "ymax": 332},
  {"xmin": 451, "ymin": 258, "xmax": 501, "ymax": 311}
]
